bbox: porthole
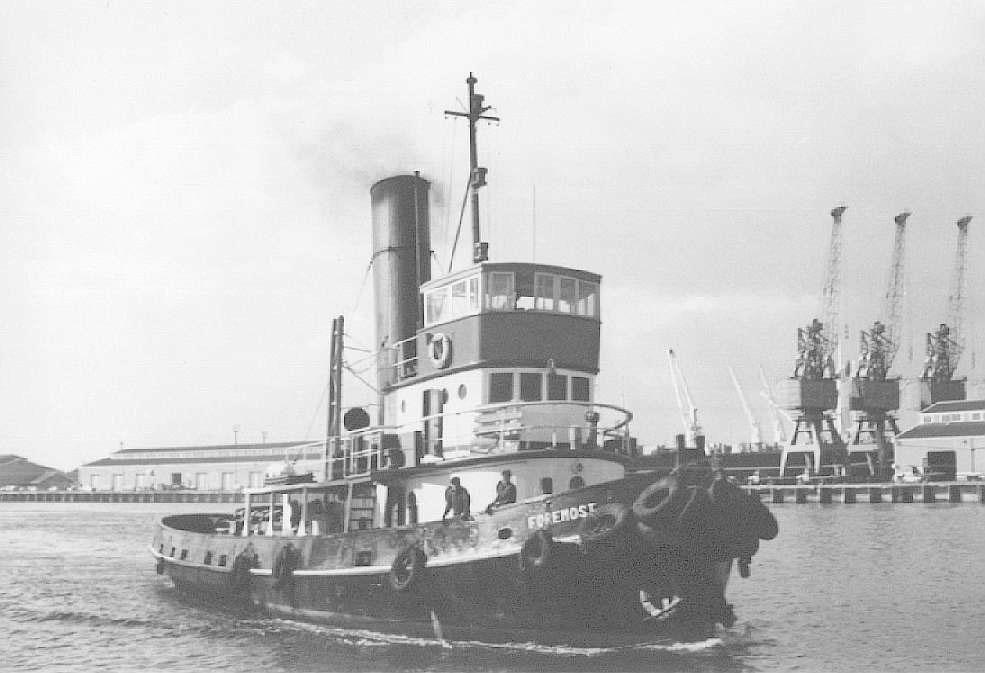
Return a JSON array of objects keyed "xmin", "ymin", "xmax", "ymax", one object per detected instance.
[{"xmin": 458, "ymin": 384, "xmax": 467, "ymax": 400}]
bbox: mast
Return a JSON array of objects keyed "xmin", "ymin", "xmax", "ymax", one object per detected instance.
[
  {"xmin": 325, "ymin": 315, "xmax": 344, "ymax": 482},
  {"xmin": 445, "ymin": 73, "xmax": 499, "ymax": 263}
]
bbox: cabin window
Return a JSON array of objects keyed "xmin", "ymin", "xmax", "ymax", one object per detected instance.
[
  {"xmin": 535, "ymin": 274, "xmax": 555, "ymax": 311},
  {"xmin": 217, "ymin": 554, "xmax": 227, "ymax": 567},
  {"xmin": 489, "ymin": 373, "xmax": 514, "ymax": 403},
  {"xmin": 577, "ymin": 282, "xmax": 599, "ymax": 317},
  {"xmin": 179, "ymin": 549, "xmax": 188, "ymax": 561},
  {"xmin": 487, "ymin": 273, "xmax": 515, "ymax": 310},
  {"xmin": 458, "ymin": 384, "xmax": 468, "ymax": 400},
  {"xmin": 171, "ymin": 472, "xmax": 182, "ymax": 486},
  {"xmin": 922, "ymin": 415, "xmax": 932, "ymax": 424},
  {"xmin": 520, "ymin": 373, "xmax": 543, "ymax": 401},
  {"xmin": 557, "ymin": 277, "xmax": 577, "ymax": 313},
  {"xmin": 547, "ymin": 374, "xmax": 568, "ymax": 401},
  {"xmin": 450, "ymin": 280, "xmax": 469, "ymax": 316},
  {"xmin": 572, "ymin": 377, "xmax": 591, "ymax": 401},
  {"xmin": 425, "ymin": 289, "xmax": 448, "ymax": 325},
  {"xmin": 540, "ymin": 477, "xmax": 554, "ymax": 495},
  {"xmin": 469, "ymin": 276, "xmax": 480, "ymax": 311},
  {"xmin": 569, "ymin": 475, "xmax": 585, "ymax": 490},
  {"xmin": 515, "ymin": 271, "xmax": 535, "ymax": 310},
  {"xmin": 203, "ymin": 551, "xmax": 213, "ymax": 565}
]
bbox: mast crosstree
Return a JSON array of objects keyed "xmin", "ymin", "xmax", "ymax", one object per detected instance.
[{"xmin": 445, "ymin": 73, "xmax": 499, "ymax": 264}]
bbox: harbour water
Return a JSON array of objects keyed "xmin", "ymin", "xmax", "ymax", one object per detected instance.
[{"xmin": 3, "ymin": 502, "xmax": 984, "ymax": 672}]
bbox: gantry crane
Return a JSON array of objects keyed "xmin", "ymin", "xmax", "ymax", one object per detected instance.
[
  {"xmin": 849, "ymin": 212, "xmax": 909, "ymax": 479},
  {"xmin": 920, "ymin": 216, "xmax": 972, "ymax": 408},
  {"xmin": 667, "ymin": 349, "xmax": 706, "ymax": 453},
  {"xmin": 778, "ymin": 206, "xmax": 847, "ymax": 477},
  {"xmin": 729, "ymin": 367, "xmax": 762, "ymax": 451}
]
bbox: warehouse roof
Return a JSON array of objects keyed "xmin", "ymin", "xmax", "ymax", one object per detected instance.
[
  {"xmin": 922, "ymin": 400, "xmax": 985, "ymax": 413},
  {"xmin": 897, "ymin": 422, "xmax": 985, "ymax": 440},
  {"xmin": 0, "ymin": 455, "xmax": 75, "ymax": 488}
]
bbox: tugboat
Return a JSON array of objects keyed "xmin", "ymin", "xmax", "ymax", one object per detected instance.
[{"xmin": 150, "ymin": 74, "xmax": 778, "ymax": 645}]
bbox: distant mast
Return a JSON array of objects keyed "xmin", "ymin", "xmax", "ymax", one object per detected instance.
[{"xmin": 445, "ymin": 73, "xmax": 499, "ymax": 264}]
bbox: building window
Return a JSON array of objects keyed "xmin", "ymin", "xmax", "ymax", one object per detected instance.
[
  {"xmin": 487, "ymin": 273, "xmax": 515, "ymax": 311},
  {"xmin": 540, "ymin": 477, "xmax": 554, "ymax": 495},
  {"xmin": 520, "ymin": 373, "xmax": 543, "ymax": 401},
  {"xmin": 572, "ymin": 377, "xmax": 591, "ymax": 402},
  {"xmin": 489, "ymin": 373, "xmax": 514, "ymax": 403},
  {"xmin": 547, "ymin": 374, "xmax": 568, "ymax": 401}
]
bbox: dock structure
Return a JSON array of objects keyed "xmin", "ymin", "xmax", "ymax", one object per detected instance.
[
  {"xmin": 0, "ymin": 490, "xmax": 244, "ymax": 504},
  {"xmin": 2, "ymin": 483, "xmax": 985, "ymax": 505},
  {"xmin": 743, "ymin": 482, "xmax": 985, "ymax": 504}
]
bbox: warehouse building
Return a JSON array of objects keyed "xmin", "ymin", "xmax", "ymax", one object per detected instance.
[
  {"xmin": 0, "ymin": 455, "xmax": 75, "ymax": 490},
  {"xmin": 894, "ymin": 400, "xmax": 985, "ymax": 479},
  {"xmin": 77, "ymin": 440, "xmax": 325, "ymax": 491}
]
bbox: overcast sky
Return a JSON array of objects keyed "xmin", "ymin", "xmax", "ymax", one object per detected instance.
[{"xmin": 3, "ymin": 1, "xmax": 985, "ymax": 470}]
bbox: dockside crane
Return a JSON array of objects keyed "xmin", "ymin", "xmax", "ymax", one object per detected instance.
[
  {"xmin": 778, "ymin": 206, "xmax": 848, "ymax": 477},
  {"xmin": 920, "ymin": 216, "xmax": 972, "ymax": 408},
  {"xmin": 849, "ymin": 212, "xmax": 909, "ymax": 479},
  {"xmin": 668, "ymin": 349, "xmax": 706, "ymax": 453},
  {"xmin": 729, "ymin": 367, "xmax": 762, "ymax": 451}
]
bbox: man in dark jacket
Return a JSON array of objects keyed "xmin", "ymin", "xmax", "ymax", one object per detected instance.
[
  {"xmin": 443, "ymin": 476, "xmax": 471, "ymax": 521},
  {"xmin": 486, "ymin": 470, "xmax": 517, "ymax": 513}
]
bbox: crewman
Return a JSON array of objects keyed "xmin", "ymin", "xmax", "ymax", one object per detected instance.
[
  {"xmin": 443, "ymin": 476, "xmax": 471, "ymax": 521},
  {"xmin": 485, "ymin": 469, "xmax": 517, "ymax": 514}
]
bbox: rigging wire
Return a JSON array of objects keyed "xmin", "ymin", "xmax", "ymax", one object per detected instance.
[{"xmin": 447, "ymin": 175, "xmax": 472, "ymax": 273}]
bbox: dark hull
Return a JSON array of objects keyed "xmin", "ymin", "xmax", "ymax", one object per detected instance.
[{"xmin": 151, "ymin": 471, "xmax": 775, "ymax": 645}]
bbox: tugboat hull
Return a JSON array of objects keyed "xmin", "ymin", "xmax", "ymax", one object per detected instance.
[{"xmin": 151, "ymin": 471, "xmax": 776, "ymax": 645}]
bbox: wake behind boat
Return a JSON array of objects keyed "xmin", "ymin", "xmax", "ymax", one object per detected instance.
[{"xmin": 150, "ymin": 74, "xmax": 778, "ymax": 645}]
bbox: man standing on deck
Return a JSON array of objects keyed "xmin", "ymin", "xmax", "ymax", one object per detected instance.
[
  {"xmin": 443, "ymin": 476, "xmax": 471, "ymax": 521},
  {"xmin": 485, "ymin": 469, "xmax": 517, "ymax": 514}
]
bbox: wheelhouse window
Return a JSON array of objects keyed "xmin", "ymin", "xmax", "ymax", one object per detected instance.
[
  {"xmin": 547, "ymin": 374, "xmax": 567, "ymax": 401},
  {"xmin": 450, "ymin": 280, "xmax": 469, "ymax": 316},
  {"xmin": 425, "ymin": 289, "xmax": 447, "ymax": 325},
  {"xmin": 487, "ymin": 272, "xmax": 515, "ymax": 311},
  {"xmin": 520, "ymin": 373, "xmax": 543, "ymax": 401},
  {"xmin": 489, "ymin": 373, "xmax": 514, "ymax": 403},
  {"xmin": 424, "ymin": 273, "xmax": 481, "ymax": 326},
  {"xmin": 577, "ymin": 282, "xmax": 598, "ymax": 318},
  {"xmin": 572, "ymin": 376, "xmax": 591, "ymax": 402},
  {"xmin": 515, "ymin": 271, "xmax": 535, "ymax": 310},
  {"xmin": 535, "ymin": 274, "xmax": 555, "ymax": 311},
  {"xmin": 557, "ymin": 277, "xmax": 577, "ymax": 313}
]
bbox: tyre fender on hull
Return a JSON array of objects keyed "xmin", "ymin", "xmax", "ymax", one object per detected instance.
[
  {"xmin": 519, "ymin": 529, "xmax": 555, "ymax": 572},
  {"xmin": 272, "ymin": 543, "xmax": 301, "ymax": 590},
  {"xmin": 389, "ymin": 546, "xmax": 427, "ymax": 592}
]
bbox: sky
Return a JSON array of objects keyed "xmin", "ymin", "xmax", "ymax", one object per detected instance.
[{"xmin": 2, "ymin": 1, "xmax": 985, "ymax": 471}]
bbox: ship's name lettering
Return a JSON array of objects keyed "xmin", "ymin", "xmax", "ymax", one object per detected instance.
[{"xmin": 527, "ymin": 502, "xmax": 597, "ymax": 529}]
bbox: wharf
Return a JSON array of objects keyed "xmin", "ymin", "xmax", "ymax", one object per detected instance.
[
  {"xmin": 744, "ymin": 482, "xmax": 985, "ymax": 504},
  {"xmin": 0, "ymin": 490, "xmax": 244, "ymax": 504}
]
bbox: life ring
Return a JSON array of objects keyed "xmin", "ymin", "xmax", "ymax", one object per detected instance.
[
  {"xmin": 389, "ymin": 546, "xmax": 427, "ymax": 591},
  {"xmin": 429, "ymin": 333, "xmax": 452, "ymax": 369},
  {"xmin": 155, "ymin": 557, "xmax": 166, "ymax": 575},
  {"xmin": 519, "ymin": 530, "xmax": 554, "ymax": 572}
]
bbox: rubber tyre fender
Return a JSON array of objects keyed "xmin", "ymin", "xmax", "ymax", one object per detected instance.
[
  {"xmin": 519, "ymin": 529, "xmax": 555, "ymax": 572},
  {"xmin": 389, "ymin": 546, "xmax": 427, "ymax": 592},
  {"xmin": 632, "ymin": 477, "xmax": 688, "ymax": 527},
  {"xmin": 579, "ymin": 502, "xmax": 634, "ymax": 540},
  {"xmin": 229, "ymin": 550, "xmax": 256, "ymax": 592}
]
